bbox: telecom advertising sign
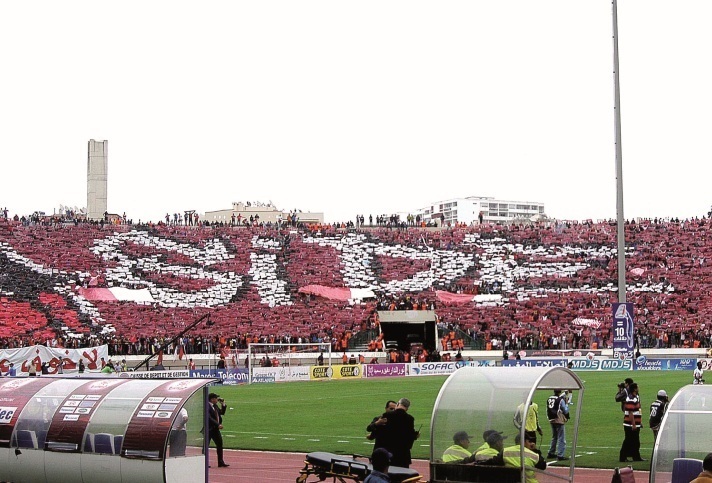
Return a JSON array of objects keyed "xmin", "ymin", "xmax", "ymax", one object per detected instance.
[{"xmin": 612, "ymin": 302, "xmax": 635, "ymax": 360}]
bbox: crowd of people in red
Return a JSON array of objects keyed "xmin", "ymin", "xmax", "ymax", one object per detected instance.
[{"xmin": 1, "ymin": 215, "xmax": 711, "ymax": 355}]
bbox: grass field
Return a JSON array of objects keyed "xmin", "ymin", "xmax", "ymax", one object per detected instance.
[{"xmin": 212, "ymin": 370, "xmax": 694, "ymax": 470}]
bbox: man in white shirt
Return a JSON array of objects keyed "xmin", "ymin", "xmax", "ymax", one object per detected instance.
[
  {"xmin": 169, "ymin": 407, "xmax": 189, "ymax": 457},
  {"xmin": 693, "ymin": 362, "xmax": 705, "ymax": 385}
]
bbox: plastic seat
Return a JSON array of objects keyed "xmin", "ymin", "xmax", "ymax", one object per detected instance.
[
  {"xmin": 94, "ymin": 433, "xmax": 114, "ymax": 454},
  {"xmin": 16, "ymin": 430, "xmax": 38, "ymax": 449},
  {"xmin": 113, "ymin": 435, "xmax": 123, "ymax": 455},
  {"xmin": 671, "ymin": 458, "xmax": 703, "ymax": 483}
]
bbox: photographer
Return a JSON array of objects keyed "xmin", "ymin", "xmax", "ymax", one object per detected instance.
[
  {"xmin": 208, "ymin": 392, "xmax": 229, "ymax": 467},
  {"xmin": 694, "ymin": 362, "xmax": 705, "ymax": 385},
  {"xmin": 615, "ymin": 378, "xmax": 635, "ymax": 411},
  {"xmin": 620, "ymin": 383, "xmax": 645, "ymax": 462}
]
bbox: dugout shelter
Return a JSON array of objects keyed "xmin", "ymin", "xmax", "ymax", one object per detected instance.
[
  {"xmin": 650, "ymin": 384, "xmax": 712, "ymax": 483},
  {"xmin": 430, "ymin": 366, "xmax": 584, "ymax": 483},
  {"xmin": 0, "ymin": 376, "xmax": 218, "ymax": 483}
]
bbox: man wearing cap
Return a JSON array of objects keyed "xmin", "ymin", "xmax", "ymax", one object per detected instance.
[
  {"xmin": 442, "ymin": 431, "xmax": 476, "ymax": 463},
  {"xmin": 503, "ymin": 434, "xmax": 546, "ymax": 483},
  {"xmin": 474, "ymin": 430, "xmax": 504, "ymax": 454},
  {"xmin": 365, "ymin": 448, "xmax": 392, "ymax": 483},
  {"xmin": 649, "ymin": 390, "xmax": 668, "ymax": 441},
  {"xmin": 208, "ymin": 392, "xmax": 229, "ymax": 467},
  {"xmin": 474, "ymin": 432, "xmax": 506, "ymax": 465}
]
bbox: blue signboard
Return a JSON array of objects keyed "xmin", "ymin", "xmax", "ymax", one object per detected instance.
[
  {"xmin": 501, "ymin": 359, "xmax": 568, "ymax": 368},
  {"xmin": 190, "ymin": 368, "xmax": 249, "ymax": 385},
  {"xmin": 612, "ymin": 302, "xmax": 635, "ymax": 360},
  {"xmin": 569, "ymin": 358, "xmax": 633, "ymax": 371},
  {"xmin": 634, "ymin": 357, "xmax": 697, "ymax": 371}
]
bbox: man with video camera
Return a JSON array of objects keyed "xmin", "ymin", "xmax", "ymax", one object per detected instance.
[{"xmin": 615, "ymin": 378, "xmax": 635, "ymax": 411}]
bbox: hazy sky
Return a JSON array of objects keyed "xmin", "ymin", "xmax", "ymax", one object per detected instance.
[{"xmin": 1, "ymin": 1, "xmax": 710, "ymax": 223}]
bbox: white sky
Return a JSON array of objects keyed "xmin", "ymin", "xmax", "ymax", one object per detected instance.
[{"xmin": 1, "ymin": 1, "xmax": 710, "ymax": 224}]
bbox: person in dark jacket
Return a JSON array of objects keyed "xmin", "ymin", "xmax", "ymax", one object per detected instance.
[
  {"xmin": 208, "ymin": 392, "xmax": 229, "ymax": 467},
  {"xmin": 379, "ymin": 398, "xmax": 419, "ymax": 468}
]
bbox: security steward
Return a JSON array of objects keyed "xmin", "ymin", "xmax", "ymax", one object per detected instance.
[
  {"xmin": 442, "ymin": 431, "xmax": 477, "ymax": 463},
  {"xmin": 503, "ymin": 433, "xmax": 546, "ymax": 483},
  {"xmin": 474, "ymin": 432, "xmax": 506, "ymax": 465}
]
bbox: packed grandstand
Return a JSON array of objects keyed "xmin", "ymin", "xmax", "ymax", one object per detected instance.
[{"xmin": 1, "ymin": 215, "xmax": 711, "ymax": 357}]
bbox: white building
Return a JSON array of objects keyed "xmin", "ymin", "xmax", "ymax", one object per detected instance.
[
  {"xmin": 204, "ymin": 201, "xmax": 324, "ymax": 225},
  {"xmin": 418, "ymin": 196, "xmax": 545, "ymax": 226}
]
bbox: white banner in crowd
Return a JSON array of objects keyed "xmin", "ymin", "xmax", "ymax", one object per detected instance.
[{"xmin": 0, "ymin": 344, "xmax": 109, "ymax": 375}]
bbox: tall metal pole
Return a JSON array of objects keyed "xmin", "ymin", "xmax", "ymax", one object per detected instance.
[{"xmin": 612, "ymin": 0, "xmax": 627, "ymax": 303}]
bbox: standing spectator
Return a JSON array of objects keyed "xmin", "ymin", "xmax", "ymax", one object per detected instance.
[
  {"xmin": 208, "ymin": 393, "xmax": 229, "ymax": 467},
  {"xmin": 380, "ymin": 398, "xmax": 419, "ymax": 468},
  {"xmin": 694, "ymin": 361, "xmax": 705, "ymax": 385},
  {"xmin": 367, "ymin": 400, "xmax": 397, "ymax": 450},
  {"xmin": 620, "ymin": 383, "xmax": 645, "ymax": 462},
  {"xmin": 649, "ymin": 390, "xmax": 668, "ymax": 441},
  {"xmin": 546, "ymin": 390, "xmax": 570, "ymax": 461},
  {"xmin": 78, "ymin": 359, "xmax": 85, "ymax": 374},
  {"xmin": 8, "ymin": 363, "xmax": 16, "ymax": 377}
]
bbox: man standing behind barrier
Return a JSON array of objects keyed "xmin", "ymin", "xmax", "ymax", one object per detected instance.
[
  {"xmin": 367, "ymin": 400, "xmax": 397, "ymax": 450},
  {"xmin": 169, "ymin": 407, "xmax": 189, "ymax": 457},
  {"xmin": 546, "ymin": 390, "xmax": 570, "ymax": 461},
  {"xmin": 649, "ymin": 390, "xmax": 668, "ymax": 441},
  {"xmin": 208, "ymin": 392, "xmax": 230, "ymax": 467},
  {"xmin": 620, "ymin": 383, "xmax": 644, "ymax": 462},
  {"xmin": 380, "ymin": 398, "xmax": 419, "ymax": 468}
]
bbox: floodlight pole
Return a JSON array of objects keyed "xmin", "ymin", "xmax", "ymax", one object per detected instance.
[
  {"xmin": 612, "ymin": 0, "xmax": 627, "ymax": 303},
  {"xmin": 133, "ymin": 313, "xmax": 211, "ymax": 371}
]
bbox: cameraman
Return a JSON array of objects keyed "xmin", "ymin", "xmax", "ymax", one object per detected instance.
[
  {"xmin": 546, "ymin": 389, "xmax": 570, "ymax": 461},
  {"xmin": 620, "ymin": 383, "xmax": 644, "ymax": 462},
  {"xmin": 615, "ymin": 378, "xmax": 635, "ymax": 411},
  {"xmin": 208, "ymin": 393, "xmax": 229, "ymax": 467}
]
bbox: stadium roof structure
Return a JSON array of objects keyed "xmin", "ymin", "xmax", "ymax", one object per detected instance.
[
  {"xmin": 651, "ymin": 384, "xmax": 712, "ymax": 483},
  {"xmin": 430, "ymin": 366, "xmax": 584, "ymax": 483}
]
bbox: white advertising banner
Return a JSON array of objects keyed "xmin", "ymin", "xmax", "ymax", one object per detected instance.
[
  {"xmin": 252, "ymin": 365, "xmax": 311, "ymax": 383},
  {"xmin": 0, "ymin": 344, "xmax": 109, "ymax": 375}
]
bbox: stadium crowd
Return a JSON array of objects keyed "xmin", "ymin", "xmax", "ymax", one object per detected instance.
[{"xmin": 2, "ymin": 213, "xmax": 712, "ymax": 355}]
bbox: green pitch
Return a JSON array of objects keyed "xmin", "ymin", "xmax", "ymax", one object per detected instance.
[{"xmin": 214, "ymin": 370, "xmax": 693, "ymax": 470}]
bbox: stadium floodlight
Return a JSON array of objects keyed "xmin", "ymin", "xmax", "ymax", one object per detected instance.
[{"xmin": 612, "ymin": 0, "xmax": 627, "ymax": 303}]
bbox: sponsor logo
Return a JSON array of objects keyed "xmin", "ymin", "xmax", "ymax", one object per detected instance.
[
  {"xmin": 63, "ymin": 414, "xmax": 80, "ymax": 422},
  {"xmin": 0, "ymin": 407, "xmax": 17, "ymax": 424},
  {"xmin": 155, "ymin": 411, "xmax": 172, "ymax": 418},
  {"xmin": 312, "ymin": 366, "xmax": 333, "ymax": 379},
  {"xmin": 252, "ymin": 374, "xmax": 276, "ymax": 383},
  {"xmin": 339, "ymin": 366, "xmax": 360, "ymax": 378}
]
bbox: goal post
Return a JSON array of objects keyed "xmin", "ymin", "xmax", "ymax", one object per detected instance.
[{"xmin": 245, "ymin": 342, "xmax": 332, "ymax": 384}]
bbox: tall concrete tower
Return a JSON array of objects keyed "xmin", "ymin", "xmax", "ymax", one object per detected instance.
[{"xmin": 87, "ymin": 139, "xmax": 108, "ymax": 220}]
